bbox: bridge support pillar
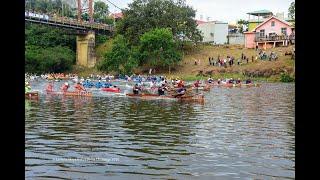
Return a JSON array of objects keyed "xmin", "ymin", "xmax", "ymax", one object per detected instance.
[{"xmin": 76, "ymin": 31, "xmax": 96, "ymax": 67}]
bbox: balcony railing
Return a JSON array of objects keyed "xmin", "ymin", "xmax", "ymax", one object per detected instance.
[{"xmin": 255, "ymin": 35, "xmax": 295, "ymax": 42}]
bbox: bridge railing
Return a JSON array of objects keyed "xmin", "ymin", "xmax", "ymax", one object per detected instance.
[{"xmin": 25, "ymin": 11, "xmax": 114, "ymax": 32}]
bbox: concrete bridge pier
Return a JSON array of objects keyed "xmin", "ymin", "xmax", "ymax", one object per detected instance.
[{"xmin": 76, "ymin": 31, "xmax": 96, "ymax": 67}]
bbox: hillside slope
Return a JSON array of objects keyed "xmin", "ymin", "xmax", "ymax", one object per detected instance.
[{"xmin": 167, "ymin": 44, "xmax": 295, "ymax": 81}]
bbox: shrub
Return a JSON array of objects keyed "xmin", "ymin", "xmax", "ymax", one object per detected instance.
[
  {"xmin": 25, "ymin": 45, "xmax": 75, "ymax": 74},
  {"xmin": 280, "ymin": 72, "xmax": 295, "ymax": 82}
]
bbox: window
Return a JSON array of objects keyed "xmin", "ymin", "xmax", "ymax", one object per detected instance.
[
  {"xmin": 271, "ymin": 21, "xmax": 275, "ymax": 27},
  {"xmin": 281, "ymin": 28, "xmax": 287, "ymax": 35},
  {"xmin": 259, "ymin": 29, "xmax": 265, "ymax": 37}
]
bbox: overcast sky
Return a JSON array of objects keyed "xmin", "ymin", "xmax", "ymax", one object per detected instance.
[{"xmin": 103, "ymin": 0, "xmax": 294, "ymax": 24}]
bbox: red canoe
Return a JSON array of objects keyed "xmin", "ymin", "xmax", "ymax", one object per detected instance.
[{"xmin": 101, "ymin": 87, "xmax": 121, "ymax": 93}]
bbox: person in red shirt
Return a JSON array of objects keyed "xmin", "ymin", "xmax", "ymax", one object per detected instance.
[
  {"xmin": 61, "ymin": 82, "xmax": 70, "ymax": 92},
  {"xmin": 177, "ymin": 80, "xmax": 184, "ymax": 88},
  {"xmin": 46, "ymin": 82, "xmax": 54, "ymax": 92},
  {"xmin": 74, "ymin": 82, "xmax": 86, "ymax": 92},
  {"xmin": 194, "ymin": 80, "xmax": 200, "ymax": 87}
]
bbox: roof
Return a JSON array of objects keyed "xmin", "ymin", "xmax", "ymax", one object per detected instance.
[
  {"xmin": 247, "ymin": 10, "xmax": 273, "ymax": 16},
  {"xmin": 196, "ymin": 20, "xmax": 228, "ymax": 25},
  {"xmin": 252, "ymin": 16, "xmax": 292, "ymax": 31},
  {"xmin": 110, "ymin": 12, "xmax": 123, "ymax": 19},
  {"xmin": 196, "ymin": 20, "xmax": 207, "ymax": 25}
]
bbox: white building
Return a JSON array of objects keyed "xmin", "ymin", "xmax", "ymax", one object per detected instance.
[{"xmin": 196, "ymin": 20, "xmax": 228, "ymax": 44}]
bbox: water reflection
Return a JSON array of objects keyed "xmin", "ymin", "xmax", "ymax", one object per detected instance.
[{"xmin": 26, "ymin": 82, "xmax": 295, "ymax": 179}]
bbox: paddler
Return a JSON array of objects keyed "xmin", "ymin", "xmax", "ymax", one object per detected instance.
[
  {"xmin": 46, "ymin": 82, "xmax": 54, "ymax": 92},
  {"xmin": 74, "ymin": 82, "xmax": 86, "ymax": 92},
  {"xmin": 95, "ymin": 80, "xmax": 103, "ymax": 88},
  {"xmin": 245, "ymin": 79, "xmax": 252, "ymax": 84},
  {"xmin": 236, "ymin": 78, "xmax": 241, "ymax": 84},
  {"xmin": 194, "ymin": 80, "xmax": 200, "ymax": 87},
  {"xmin": 158, "ymin": 84, "xmax": 168, "ymax": 96},
  {"xmin": 177, "ymin": 80, "xmax": 184, "ymax": 88},
  {"xmin": 133, "ymin": 84, "xmax": 141, "ymax": 95},
  {"xmin": 208, "ymin": 77, "xmax": 214, "ymax": 83},
  {"xmin": 228, "ymin": 78, "xmax": 234, "ymax": 84},
  {"xmin": 61, "ymin": 82, "xmax": 70, "ymax": 92},
  {"xmin": 174, "ymin": 87, "xmax": 186, "ymax": 98},
  {"xmin": 217, "ymin": 79, "xmax": 221, "ymax": 84}
]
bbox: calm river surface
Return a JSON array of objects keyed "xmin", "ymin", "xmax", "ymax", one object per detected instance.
[{"xmin": 25, "ymin": 81, "xmax": 295, "ymax": 179}]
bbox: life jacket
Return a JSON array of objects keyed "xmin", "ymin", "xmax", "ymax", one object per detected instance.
[
  {"xmin": 46, "ymin": 84, "xmax": 53, "ymax": 92},
  {"xmin": 61, "ymin": 85, "xmax": 69, "ymax": 91},
  {"xmin": 75, "ymin": 84, "xmax": 85, "ymax": 91}
]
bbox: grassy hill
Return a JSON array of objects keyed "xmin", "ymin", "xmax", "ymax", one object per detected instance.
[
  {"xmin": 165, "ymin": 44, "xmax": 295, "ymax": 82},
  {"xmin": 74, "ymin": 42, "xmax": 294, "ymax": 82}
]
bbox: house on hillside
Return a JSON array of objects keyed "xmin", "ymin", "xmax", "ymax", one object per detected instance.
[
  {"xmin": 110, "ymin": 12, "xmax": 123, "ymax": 24},
  {"xmin": 247, "ymin": 10, "xmax": 274, "ymax": 32},
  {"xmin": 244, "ymin": 16, "xmax": 295, "ymax": 49},
  {"xmin": 196, "ymin": 20, "xmax": 228, "ymax": 44}
]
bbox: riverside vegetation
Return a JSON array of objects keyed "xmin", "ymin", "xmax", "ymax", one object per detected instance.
[{"xmin": 25, "ymin": 0, "xmax": 294, "ymax": 82}]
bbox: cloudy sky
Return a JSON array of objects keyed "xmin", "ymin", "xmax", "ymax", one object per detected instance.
[{"xmin": 102, "ymin": 0, "xmax": 294, "ymax": 23}]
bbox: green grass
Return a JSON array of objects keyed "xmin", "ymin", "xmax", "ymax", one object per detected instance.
[
  {"xmin": 168, "ymin": 72, "xmax": 282, "ymax": 82},
  {"xmin": 95, "ymin": 38, "xmax": 114, "ymax": 61}
]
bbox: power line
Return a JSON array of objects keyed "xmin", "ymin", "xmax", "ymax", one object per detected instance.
[{"xmin": 102, "ymin": 0, "xmax": 123, "ymax": 11}]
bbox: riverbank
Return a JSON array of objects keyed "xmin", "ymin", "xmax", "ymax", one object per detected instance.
[
  {"xmin": 71, "ymin": 44, "xmax": 294, "ymax": 82},
  {"xmin": 163, "ymin": 44, "xmax": 295, "ymax": 82}
]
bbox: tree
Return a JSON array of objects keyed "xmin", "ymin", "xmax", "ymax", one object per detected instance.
[
  {"xmin": 288, "ymin": 2, "xmax": 295, "ymax": 20},
  {"xmin": 25, "ymin": 23, "xmax": 77, "ymax": 73},
  {"xmin": 237, "ymin": 19, "xmax": 249, "ymax": 32},
  {"xmin": 98, "ymin": 35, "xmax": 138, "ymax": 74},
  {"xmin": 116, "ymin": 0, "xmax": 202, "ymax": 45},
  {"xmin": 139, "ymin": 28, "xmax": 182, "ymax": 73},
  {"xmin": 25, "ymin": 45, "xmax": 75, "ymax": 73},
  {"xmin": 93, "ymin": 1, "xmax": 113, "ymax": 24},
  {"xmin": 26, "ymin": 0, "xmax": 75, "ymax": 18},
  {"xmin": 25, "ymin": 23, "xmax": 76, "ymax": 51}
]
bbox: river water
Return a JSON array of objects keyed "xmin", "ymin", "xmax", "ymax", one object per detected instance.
[{"xmin": 25, "ymin": 81, "xmax": 295, "ymax": 179}]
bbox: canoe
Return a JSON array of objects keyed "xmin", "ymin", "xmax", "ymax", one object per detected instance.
[
  {"xmin": 241, "ymin": 83, "xmax": 261, "ymax": 87},
  {"xmin": 192, "ymin": 86, "xmax": 210, "ymax": 91},
  {"xmin": 126, "ymin": 93, "xmax": 205, "ymax": 103},
  {"xmin": 25, "ymin": 91, "xmax": 39, "ymax": 99},
  {"xmin": 101, "ymin": 87, "xmax": 121, "ymax": 93},
  {"xmin": 47, "ymin": 90, "xmax": 92, "ymax": 97},
  {"xmin": 212, "ymin": 83, "xmax": 259, "ymax": 88},
  {"xmin": 64, "ymin": 91, "xmax": 92, "ymax": 97}
]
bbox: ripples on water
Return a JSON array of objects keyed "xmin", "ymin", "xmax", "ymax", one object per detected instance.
[{"xmin": 25, "ymin": 81, "xmax": 295, "ymax": 179}]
